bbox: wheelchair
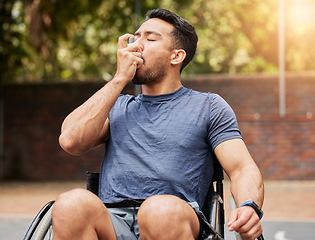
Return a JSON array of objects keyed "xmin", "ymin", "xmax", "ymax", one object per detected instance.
[{"xmin": 23, "ymin": 159, "xmax": 264, "ymax": 240}]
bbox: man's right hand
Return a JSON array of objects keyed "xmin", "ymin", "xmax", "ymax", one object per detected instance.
[
  {"xmin": 60, "ymin": 34, "xmax": 143, "ymax": 155},
  {"xmin": 115, "ymin": 34, "xmax": 143, "ymax": 83}
]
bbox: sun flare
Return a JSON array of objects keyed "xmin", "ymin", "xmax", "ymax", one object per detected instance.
[{"xmin": 286, "ymin": 0, "xmax": 315, "ymax": 34}]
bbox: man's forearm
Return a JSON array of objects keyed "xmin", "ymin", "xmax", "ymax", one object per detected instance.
[
  {"xmin": 59, "ymin": 77, "xmax": 128, "ymax": 155},
  {"xmin": 230, "ymin": 165, "xmax": 264, "ymax": 208},
  {"xmin": 214, "ymin": 139, "xmax": 264, "ymax": 208}
]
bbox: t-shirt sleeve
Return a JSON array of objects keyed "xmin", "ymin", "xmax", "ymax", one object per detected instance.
[
  {"xmin": 207, "ymin": 93, "xmax": 242, "ymax": 150},
  {"xmin": 108, "ymin": 94, "xmax": 134, "ymax": 121}
]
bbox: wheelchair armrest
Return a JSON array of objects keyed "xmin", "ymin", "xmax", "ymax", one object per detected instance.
[{"xmin": 86, "ymin": 171, "xmax": 99, "ymax": 195}]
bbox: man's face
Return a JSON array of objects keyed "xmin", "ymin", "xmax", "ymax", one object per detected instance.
[{"xmin": 132, "ymin": 18, "xmax": 175, "ymax": 85}]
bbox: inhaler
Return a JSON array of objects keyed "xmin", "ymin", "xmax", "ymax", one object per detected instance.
[{"xmin": 127, "ymin": 37, "xmax": 135, "ymax": 46}]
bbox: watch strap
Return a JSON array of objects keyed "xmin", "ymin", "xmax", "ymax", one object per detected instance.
[{"xmin": 240, "ymin": 200, "xmax": 264, "ymax": 220}]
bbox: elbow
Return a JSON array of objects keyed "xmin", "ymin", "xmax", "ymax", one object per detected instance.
[{"xmin": 59, "ymin": 133, "xmax": 86, "ymax": 156}]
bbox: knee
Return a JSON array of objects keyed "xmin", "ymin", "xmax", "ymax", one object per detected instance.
[
  {"xmin": 52, "ymin": 189, "xmax": 116, "ymax": 239},
  {"xmin": 52, "ymin": 188, "xmax": 99, "ymax": 219},
  {"xmin": 138, "ymin": 195, "xmax": 184, "ymax": 222},
  {"xmin": 138, "ymin": 195, "xmax": 199, "ymax": 239}
]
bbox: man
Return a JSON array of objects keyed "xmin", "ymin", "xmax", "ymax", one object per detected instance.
[{"xmin": 53, "ymin": 9, "xmax": 264, "ymax": 240}]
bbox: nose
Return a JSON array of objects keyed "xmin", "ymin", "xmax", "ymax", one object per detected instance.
[
  {"xmin": 136, "ymin": 39, "xmax": 144, "ymax": 51},
  {"xmin": 134, "ymin": 36, "xmax": 144, "ymax": 51}
]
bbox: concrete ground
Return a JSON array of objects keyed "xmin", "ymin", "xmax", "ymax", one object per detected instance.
[
  {"xmin": 1, "ymin": 180, "xmax": 315, "ymax": 219},
  {"xmin": 0, "ymin": 180, "xmax": 315, "ymax": 240}
]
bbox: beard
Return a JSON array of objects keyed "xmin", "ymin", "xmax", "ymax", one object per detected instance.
[{"xmin": 132, "ymin": 59, "xmax": 167, "ymax": 85}]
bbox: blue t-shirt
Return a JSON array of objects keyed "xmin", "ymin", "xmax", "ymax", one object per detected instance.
[{"xmin": 99, "ymin": 86, "xmax": 241, "ymax": 207}]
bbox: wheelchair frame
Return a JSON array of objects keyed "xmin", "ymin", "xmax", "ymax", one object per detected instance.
[{"xmin": 23, "ymin": 159, "xmax": 263, "ymax": 240}]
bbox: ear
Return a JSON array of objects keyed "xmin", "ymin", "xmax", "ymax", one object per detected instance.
[{"xmin": 170, "ymin": 49, "xmax": 186, "ymax": 66}]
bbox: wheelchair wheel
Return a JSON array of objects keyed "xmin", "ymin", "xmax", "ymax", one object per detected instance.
[{"xmin": 24, "ymin": 201, "xmax": 54, "ymax": 240}]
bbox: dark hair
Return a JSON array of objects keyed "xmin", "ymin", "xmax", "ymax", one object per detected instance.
[{"xmin": 145, "ymin": 9, "xmax": 198, "ymax": 72}]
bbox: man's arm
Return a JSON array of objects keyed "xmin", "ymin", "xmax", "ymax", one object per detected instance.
[
  {"xmin": 59, "ymin": 34, "xmax": 143, "ymax": 155},
  {"xmin": 214, "ymin": 138, "xmax": 264, "ymax": 240},
  {"xmin": 59, "ymin": 80, "xmax": 123, "ymax": 155}
]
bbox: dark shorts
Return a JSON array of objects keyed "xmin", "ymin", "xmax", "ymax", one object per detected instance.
[
  {"xmin": 105, "ymin": 201, "xmax": 220, "ymax": 240},
  {"xmin": 107, "ymin": 207, "xmax": 140, "ymax": 240}
]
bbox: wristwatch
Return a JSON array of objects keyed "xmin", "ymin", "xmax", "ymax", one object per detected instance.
[{"xmin": 240, "ymin": 200, "xmax": 264, "ymax": 220}]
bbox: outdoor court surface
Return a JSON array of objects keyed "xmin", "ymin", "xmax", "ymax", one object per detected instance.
[{"xmin": 0, "ymin": 180, "xmax": 314, "ymax": 239}]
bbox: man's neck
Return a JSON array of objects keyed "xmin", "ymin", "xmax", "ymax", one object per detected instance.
[{"xmin": 141, "ymin": 76, "xmax": 182, "ymax": 96}]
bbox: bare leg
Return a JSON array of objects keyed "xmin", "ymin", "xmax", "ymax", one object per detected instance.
[
  {"xmin": 138, "ymin": 195, "xmax": 200, "ymax": 240},
  {"xmin": 52, "ymin": 188, "xmax": 116, "ymax": 240}
]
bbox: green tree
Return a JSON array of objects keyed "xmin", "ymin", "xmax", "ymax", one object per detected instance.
[
  {"xmin": 1, "ymin": 0, "xmax": 315, "ymax": 83},
  {"xmin": 0, "ymin": 1, "xmax": 27, "ymax": 83},
  {"xmin": 1, "ymin": 0, "xmax": 190, "ymax": 83}
]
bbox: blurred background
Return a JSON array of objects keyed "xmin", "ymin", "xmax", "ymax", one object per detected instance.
[
  {"xmin": 1, "ymin": 0, "xmax": 315, "ymax": 239},
  {"xmin": 2, "ymin": 0, "xmax": 315, "ymax": 83},
  {"xmin": 1, "ymin": 0, "xmax": 315, "ymax": 181}
]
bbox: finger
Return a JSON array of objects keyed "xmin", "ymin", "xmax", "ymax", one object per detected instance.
[
  {"xmin": 237, "ymin": 214, "xmax": 259, "ymax": 234},
  {"xmin": 239, "ymin": 222, "xmax": 263, "ymax": 240},
  {"xmin": 229, "ymin": 211, "xmax": 251, "ymax": 232},
  {"xmin": 118, "ymin": 34, "xmax": 134, "ymax": 49},
  {"xmin": 130, "ymin": 52, "xmax": 142, "ymax": 58},
  {"xmin": 117, "ymin": 48, "xmax": 141, "ymax": 63},
  {"xmin": 240, "ymin": 228, "xmax": 263, "ymax": 240},
  {"xmin": 227, "ymin": 209, "xmax": 239, "ymax": 229},
  {"xmin": 129, "ymin": 52, "xmax": 144, "ymax": 68},
  {"xmin": 229, "ymin": 216, "xmax": 248, "ymax": 232},
  {"xmin": 127, "ymin": 42, "xmax": 143, "ymax": 55},
  {"xmin": 233, "ymin": 208, "xmax": 261, "ymax": 240},
  {"xmin": 134, "ymin": 57, "xmax": 144, "ymax": 69}
]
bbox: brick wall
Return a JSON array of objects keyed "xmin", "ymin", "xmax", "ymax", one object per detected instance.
[{"xmin": 2, "ymin": 72, "xmax": 315, "ymax": 180}]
